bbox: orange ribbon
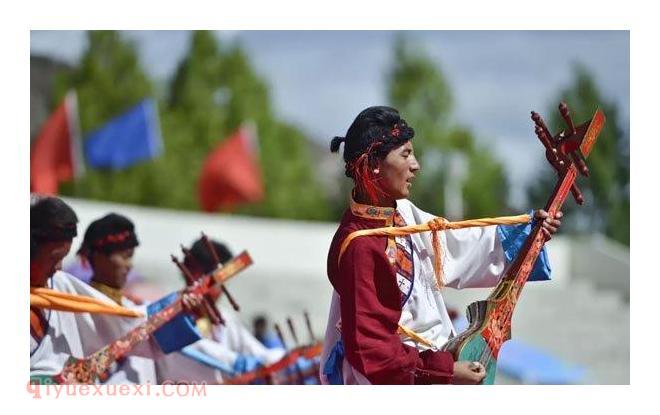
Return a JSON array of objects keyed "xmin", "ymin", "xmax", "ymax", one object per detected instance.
[
  {"xmin": 30, "ymin": 287, "xmax": 143, "ymax": 318},
  {"xmin": 338, "ymin": 214, "xmax": 531, "ymax": 289}
]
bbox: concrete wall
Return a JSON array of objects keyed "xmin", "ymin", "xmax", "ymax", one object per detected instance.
[
  {"xmin": 570, "ymin": 235, "xmax": 630, "ymax": 301},
  {"xmin": 62, "ymin": 197, "xmax": 337, "ymax": 337}
]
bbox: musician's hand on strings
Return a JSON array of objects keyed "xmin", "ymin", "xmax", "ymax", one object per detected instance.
[
  {"xmin": 535, "ymin": 209, "xmax": 563, "ymax": 240},
  {"xmin": 452, "ymin": 361, "xmax": 486, "ymax": 385}
]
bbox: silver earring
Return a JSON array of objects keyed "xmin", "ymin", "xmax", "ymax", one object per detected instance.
[{"xmin": 373, "ymin": 169, "xmax": 380, "ymax": 174}]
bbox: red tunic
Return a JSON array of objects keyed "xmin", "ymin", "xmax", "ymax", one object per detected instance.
[{"xmin": 327, "ymin": 208, "xmax": 455, "ymax": 384}]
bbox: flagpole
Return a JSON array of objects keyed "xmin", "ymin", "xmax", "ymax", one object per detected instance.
[{"xmin": 66, "ymin": 90, "xmax": 85, "ymax": 196}]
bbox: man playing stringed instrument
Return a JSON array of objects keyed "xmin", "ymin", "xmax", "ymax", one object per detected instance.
[
  {"xmin": 72, "ymin": 212, "xmax": 232, "ymax": 383},
  {"xmin": 30, "ymin": 196, "xmax": 207, "ymax": 384},
  {"xmin": 320, "ymin": 106, "xmax": 562, "ymax": 385},
  {"xmin": 175, "ymin": 237, "xmax": 286, "ymax": 378}
]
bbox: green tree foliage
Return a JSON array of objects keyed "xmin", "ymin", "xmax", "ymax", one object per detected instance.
[
  {"xmin": 387, "ymin": 36, "xmax": 509, "ymax": 218},
  {"xmin": 159, "ymin": 30, "xmax": 231, "ymax": 210},
  {"xmin": 56, "ymin": 30, "xmax": 331, "ymax": 220},
  {"xmin": 526, "ymin": 65, "xmax": 629, "ymax": 245},
  {"xmin": 166, "ymin": 31, "xmax": 330, "ymax": 220}
]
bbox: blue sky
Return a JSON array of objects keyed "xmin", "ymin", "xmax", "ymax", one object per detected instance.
[{"xmin": 30, "ymin": 30, "xmax": 629, "ymax": 207}]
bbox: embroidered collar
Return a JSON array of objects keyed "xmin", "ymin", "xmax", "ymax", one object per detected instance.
[
  {"xmin": 350, "ymin": 197, "xmax": 401, "ymax": 266},
  {"xmin": 90, "ymin": 280, "xmax": 124, "ymax": 306},
  {"xmin": 350, "ymin": 197, "xmax": 396, "ymax": 222}
]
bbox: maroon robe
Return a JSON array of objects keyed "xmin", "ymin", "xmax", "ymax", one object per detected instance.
[{"xmin": 327, "ymin": 208, "xmax": 455, "ymax": 384}]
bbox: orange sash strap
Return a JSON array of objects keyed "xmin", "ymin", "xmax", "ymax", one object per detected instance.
[
  {"xmin": 339, "ymin": 213, "xmax": 531, "ymax": 289},
  {"xmin": 30, "ymin": 287, "xmax": 143, "ymax": 318}
]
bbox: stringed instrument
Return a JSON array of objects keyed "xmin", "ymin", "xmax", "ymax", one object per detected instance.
[
  {"xmin": 30, "ymin": 251, "xmax": 253, "ymax": 385},
  {"xmin": 441, "ymin": 103, "xmax": 606, "ymax": 384},
  {"xmin": 222, "ymin": 341, "xmax": 323, "ymax": 385},
  {"xmin": 223, "ymin": 311, "xmax": 322, "ymax": 385}
]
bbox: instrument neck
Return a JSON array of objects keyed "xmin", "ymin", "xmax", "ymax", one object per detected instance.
[
  {"xmin": 80, "ymin": 251, "xmax": 252, "ymax": 381},
  {"xmin": 489, "ymin": 166, "xmax": 577, "ymax": 303},
  {"xmin": 91, "ymin": 299, "xmax": 185, "ymax": 375}
]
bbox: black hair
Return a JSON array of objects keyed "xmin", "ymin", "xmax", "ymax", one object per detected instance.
[
  {"xmin": 330, "ymin": 106, "xmax": 415, "ymax": 177},
  {"xmin": 184, "ymin": 237, "xmax": 233, "ymax": 274},
  {"xmin": 77, "ymin": 213, "xmax": 139, "ymax": 258},
  {"xmin": 31, "ymin": 195, "xmax": 78, "ymax": 259}
]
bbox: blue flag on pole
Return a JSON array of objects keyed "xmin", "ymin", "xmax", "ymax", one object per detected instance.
[{"xmin": 84, "ymin": 99, "xmax": 163, "ymax": 169}]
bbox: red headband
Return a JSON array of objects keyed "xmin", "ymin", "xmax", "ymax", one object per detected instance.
[{"xmin": 92, "ymin": 230, "xmax": 132, "ymax": 248}]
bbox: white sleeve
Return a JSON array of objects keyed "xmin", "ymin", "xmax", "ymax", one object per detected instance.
[
  {"xmin": 213, "ymin": 309, "xmax": 286, "ymax": 364},
  {"xmin": 192, "ymin": 338, "xmax": 239, "ymax": 365},
  {"xmin": 401, "ymin": 200, "xmax": 507, "ymax": 289}
]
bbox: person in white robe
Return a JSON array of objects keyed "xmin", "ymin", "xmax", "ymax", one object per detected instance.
[
  {"xmin": 177, "ymin": 237, "xmax": 286, "ymax": 378},
  {"xmin": 30, "ymin": 197, "xmax": 212, "ymax": 384}
]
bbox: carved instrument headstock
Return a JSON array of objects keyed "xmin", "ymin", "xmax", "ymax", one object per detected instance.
[
  {"xmin": 531, "ymin": 102, "xmax": 606, "ymax": 205},
  {"xmin": 171, "ymin": 231, "xmax": 244, "ymax": 326}
]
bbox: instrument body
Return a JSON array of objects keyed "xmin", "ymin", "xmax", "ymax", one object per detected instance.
[
  {"xmin": 442, "ymin": 106, "xmax": 606, "ymax": 384},
  {"xmin": 444, "ymin": 300, "xmax": 498, "ymax": 385}
]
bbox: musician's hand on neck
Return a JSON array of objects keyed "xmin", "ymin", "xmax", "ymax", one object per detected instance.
[
  {"xmin": 181, "ymin": 291, "xmax": 204, "ymax": 314},
  {"xmin": 535, "ymin": 209, "xmax": 563, "ymax": 239}
]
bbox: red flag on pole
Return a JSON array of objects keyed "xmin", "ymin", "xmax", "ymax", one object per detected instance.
[
  {"xmin": 30, "ymin": 91, "xmax": 84, "ymax": 194},
  {"xmin": 198, "ymin": 125, "xmax": 264, "ymax": 212}
]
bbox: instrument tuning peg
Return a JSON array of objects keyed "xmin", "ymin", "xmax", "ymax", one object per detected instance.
[
  {"xmin": 274, "ymin": 323, "xmax": 287, "ymax": 350},
  {"xmin": 200, "ymin": 232, "xmax": 240, "ymax": 312},
  {"xmin": 304, "ymin": 310, "xmax": 316, "ymax": 343},
  {"xmin": 287, "ymin": 317, "xmax": 300, "ymax": 347},
  {"xmin": 558, "ymin": 101, "xmax": 577, "ymax": 136}
]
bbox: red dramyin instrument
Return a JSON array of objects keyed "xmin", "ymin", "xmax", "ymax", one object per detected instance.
[{"xmin": 441, "ymin": 103, "xmax": 606, "ymax": 384}]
